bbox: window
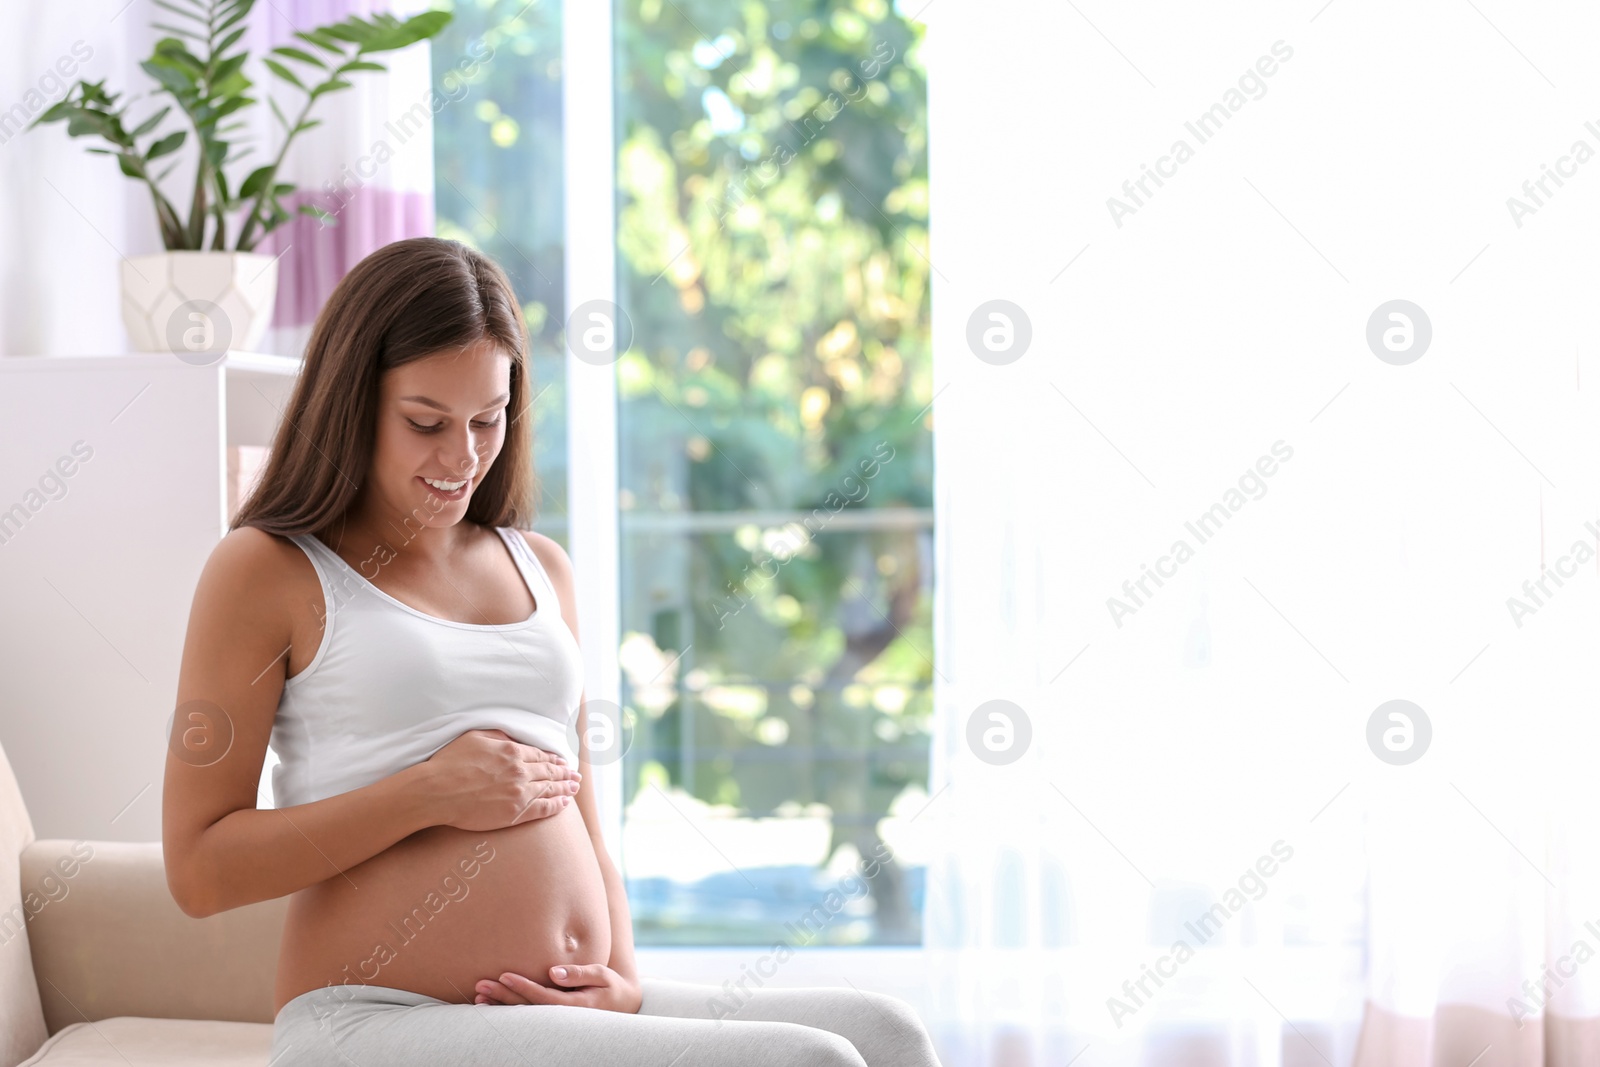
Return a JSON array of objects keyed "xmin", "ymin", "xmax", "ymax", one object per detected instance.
[
  {"xmin": 433, "ymin": 0, "xmax": 569, "ymax": 537},
  {"xmin": 434, "ymin": 0, "xmax": 932, "ymax": 947}
]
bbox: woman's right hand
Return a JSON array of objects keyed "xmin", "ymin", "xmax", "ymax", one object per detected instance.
[{"xmin": 422, "ymin": 728, "xmax": 582, "ymax": 832}]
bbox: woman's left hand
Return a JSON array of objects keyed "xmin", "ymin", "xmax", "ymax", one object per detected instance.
[{"xmin": 474, "ymin": 964, "xmax": 643, "ymax": 1014}]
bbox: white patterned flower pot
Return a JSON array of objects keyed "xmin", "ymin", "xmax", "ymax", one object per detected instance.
[{"xmin": 120, "ymin": 251, "xmax": 279, "ymax": 359}]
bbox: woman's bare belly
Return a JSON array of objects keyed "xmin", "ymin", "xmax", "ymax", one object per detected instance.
[{"xmin": 273, "ymin": 798, "xmax": 611, "ymax": 1014}]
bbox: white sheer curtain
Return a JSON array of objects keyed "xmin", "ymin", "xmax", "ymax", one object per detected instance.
[
  {"xmin": 0, "ymin": 2, "xmax": 158, "ymax": 357},
  {"xmin": 917, "ymin": 2, "xmax": 1600, "ymax": 1065}
]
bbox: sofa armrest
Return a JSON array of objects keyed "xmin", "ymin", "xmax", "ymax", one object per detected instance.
[{"xmin": 20, "ymin": 840, "xmax": 287, "ymax": 1034}]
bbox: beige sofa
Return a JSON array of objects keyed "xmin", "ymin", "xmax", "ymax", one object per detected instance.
[{"xmin": 0, "ymin": 739, "xmax": 289, "ymax": 1066}]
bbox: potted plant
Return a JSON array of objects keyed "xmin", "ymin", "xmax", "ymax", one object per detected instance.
[{"xmin": 29, "ymin": 0, "xmax": 450, "ymax": 357}]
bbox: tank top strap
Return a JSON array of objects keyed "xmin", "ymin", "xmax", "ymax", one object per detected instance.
[
  {"xmin": 284, "ymin": 532, "xmax": 347, "ymax": 633},
  {"xmin": 497, "ymin": 526, "xmax": 561, "ymax": 617},
  {"xmin": 290, "ymin": 531, "xmax": 359, "ymax": 582}
]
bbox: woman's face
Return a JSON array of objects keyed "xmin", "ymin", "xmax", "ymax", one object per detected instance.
[{"xmin": 368, "ymin": 339, "xmax": 512, "ymax": 529}]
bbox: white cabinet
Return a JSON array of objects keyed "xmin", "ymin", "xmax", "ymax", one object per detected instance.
[{"xmin": 0, "ymin": 352, "xmax": 298, "ymax": 842}]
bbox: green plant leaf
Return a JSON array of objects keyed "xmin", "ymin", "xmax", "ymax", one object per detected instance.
[
  {"xmin": 146, "ymin": 130, "xmax": 187, "ymax": 160},
  {"xmin": 129, "ymin": 105, "xmax": 173, "ymax": 138},
  {"xmin": 292, "ymin": 118, "xmax": 322, "ymax": 134},
  {"xmin": 116, "ymin": 154, "xmax": 144, "ymax": 179},
  {"xmin": 213, "ymin": 69, "xmax": 252, "ymax": 96},
  {"xmin": 152, "ymin": 38, "xmax": 205, "ymax": 73},
  {"xmin": 298, "ymin": 202, "xmax": 337, "ymax": 225},
  {"xmin": 338, "ymin": 60, "xmax": 386, "ymax": 74},
  {"xmin": 29, "ymin": 103, "xmax": 67, "ymax": 126},
  {"xmin": 268, "ymin": 95, "xmax": 290, "ymax": 130},
  {"xmin": 31, "ymin": 98, "xmax": 86, "ymax": 126},
  {"xmin": 151, "ymin": 0, "xmax": 207, "ymax": 21},
  {"xmin": 212, "ymin": 53, "xmax": 249, "ymax": 84},
  {"xmin": 349, "ymin": 10, "xmax": 451, "ymax": 53},
  {"xmin": 262, "ymin": 59, "xmax": 305, "ymax": 89},
  {"xmin": 140, "ymin": 58, "xmax": 198, "ymax": 95},
  {"xmin": 216, "ymin": 27, "xmax": 248, "ymax": 54},
  {"xmin": 308, "ymin": 78, "xmax": 352, "ymax": 100},
  {"xmin": 216, "ymin": 3, "xmax": 253, "ymax": 35},
  {"xmin": 272, "ymin": 46, "xmax": 327, "ymax": 68},
  {"xmin": 271, "ymin": 182, "xmax": 295, "ymax": 195},
  {"xmin": 396, "ymin": 10, "xmax": 453, "ymax": 43},
  {"xmin": 75, "ymin": 79, "xmax": 117, "ymax": 107},
  {"xmin": 294, "ymin": 29, "xmax": 346, "ymax": 55},
  {"xmin": 314, "ymin": 21, "xmax": 369, "ymax": 45},
  {"xmin": 317, "ymin": 12, "xmax": 439, "ymax": 53},
  {"xmin": 239, "ymin": 165, "xmax": 275, "ymax": 198},
  {"xmin": 151, "ymin": 22, "xmax": 203, "ymax": 41},
  {"xmin": 66, "ymin": 111, "xmax": 118, "ymax": 139},
  {"xmin": 210, "ymin": 95, "xmax": 252, "ymax": 121}
]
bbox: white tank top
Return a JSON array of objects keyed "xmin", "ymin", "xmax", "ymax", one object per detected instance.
[{"xmin": 267, "ymin": 525, "xmax": 584, "ymax": 808}]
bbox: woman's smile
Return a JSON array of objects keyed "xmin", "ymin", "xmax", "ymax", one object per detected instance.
[{"xmin": 418, "ymin": 474, "xmax": 471, "ymax": 502}]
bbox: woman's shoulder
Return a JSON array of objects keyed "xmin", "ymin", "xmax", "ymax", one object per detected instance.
[
  {"xmin": 180, "ymin": 527, "xmax": 324, "ymax": 674},
  {"xmin": 200, "ymin": 525, "xmax": 323, "ymax": 606},
  {"xmin": 506, "ymin": 527, "xmax": 575, "ymax": 599},
  {"xmin": 508, "ymin": 527, "xmax": 571, "ymax": 573}
]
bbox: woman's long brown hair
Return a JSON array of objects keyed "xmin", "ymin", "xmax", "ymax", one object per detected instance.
[{"xmin": 230, "ymin": 236, "xmax": 537, "ymax": 540}]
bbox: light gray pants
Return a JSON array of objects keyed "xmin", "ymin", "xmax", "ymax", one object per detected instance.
[{"xmin": 268, "ymin": 976, "xmax": 944, "ymax": 1066}]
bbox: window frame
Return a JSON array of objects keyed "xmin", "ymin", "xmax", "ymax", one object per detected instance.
[{"xmin": 562, "ymin": 0, "xmax": 625, "ymax": 864}]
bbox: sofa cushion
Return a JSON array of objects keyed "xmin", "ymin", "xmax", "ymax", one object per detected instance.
[
  {"xmin": 15, "ymin": 1018, "xmax": 271, "ymax": 1067},
  {"xmin": 0, "ymin": 739, "xmax": 48, "ymax": 1067},
  {"xmin": 21, "ymin": 840, "xmax": 286, "ymax": 1033}
]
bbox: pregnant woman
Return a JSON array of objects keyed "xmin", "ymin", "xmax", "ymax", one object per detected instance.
[{"xmin": 161, "ymin": 237, "xmax": 943, "ymax": 1067}]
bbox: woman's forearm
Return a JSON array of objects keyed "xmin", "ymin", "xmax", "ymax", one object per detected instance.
[
  {"xmin": 596, "ymin": 842, "xmax": 638, "ymax": 981},
  {"xmin": 167, "ymin": 759, "xmax": 440, "ymax": 918}
]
